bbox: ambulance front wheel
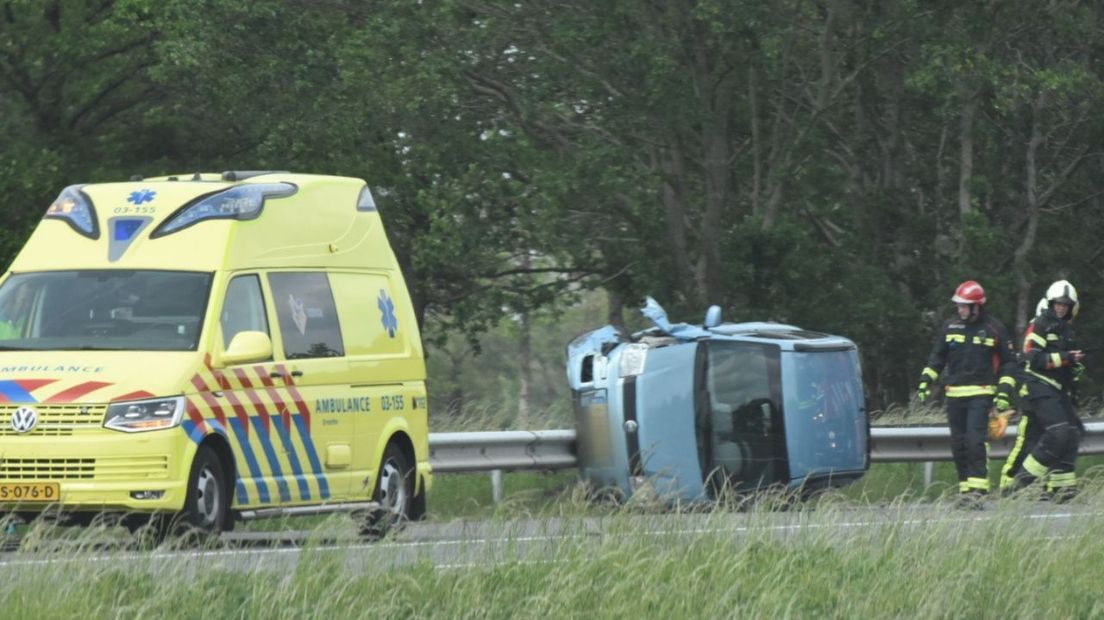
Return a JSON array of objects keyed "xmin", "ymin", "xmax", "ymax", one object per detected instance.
[{"xmin": 179, "ymin": 444, "xmax": 229, "ymax": 536}]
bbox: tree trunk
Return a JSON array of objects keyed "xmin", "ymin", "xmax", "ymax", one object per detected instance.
[
  {"xmin": 1013, "ymin": 94, "xmax": 1044, "ymax": 335},
  {"xmin": 957, "ymin": 89, "xmax": 978, "ymax": 218},
  {"xmin": 658, "ymin": 142, "xmax": 699, "ymax": 306},
  {"xmin": 517, "ymin": 308, "xmax": 531, "ymax": 428}
]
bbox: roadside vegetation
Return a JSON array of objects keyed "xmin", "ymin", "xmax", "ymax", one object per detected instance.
[{"xmin": 6, "ymin": 483, "xmax": 1104, "ymax": 618}]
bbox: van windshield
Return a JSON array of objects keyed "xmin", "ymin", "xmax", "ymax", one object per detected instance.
[{"xmin": 0, "ymin": 270, "xmax": 212, "ymax": 351}]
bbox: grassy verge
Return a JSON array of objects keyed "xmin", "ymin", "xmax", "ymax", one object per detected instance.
[{"xmin": 7, "ymin": 488, "xmax": 1104, "ymax": 618}]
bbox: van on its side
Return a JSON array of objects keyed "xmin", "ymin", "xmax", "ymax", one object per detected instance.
[
  {"xmin": 0, "ymin": 171, "xmax": 430, "ymax": 536},
  {"xmin": 567, "ymin": 298, "xmax": 869, "ymax": 503}
]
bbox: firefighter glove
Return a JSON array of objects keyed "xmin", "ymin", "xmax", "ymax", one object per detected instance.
[
  {"xmin": 917, "ymin": 381, "xmax": 931, "ymax": 403},
  {"xmin": 1074, "ymin": 362, "xmax": 1087, "ymax": 383},
  {"xmin": 988, "ymin": 412, "xmax": 1010, "ymax": 441},
  {"xmin": 994, "ymin": 394, "xmax": 1011, "ymax": 412}
]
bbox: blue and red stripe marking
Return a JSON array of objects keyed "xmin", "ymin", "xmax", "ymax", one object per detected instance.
[
  {"xmin": 0, "ymin": 379, "xmax": 118, "ymax": 403},
  {"xmin": 192, "ymin": 373, "xmax": 270, "ymax": 505},
  {"xmin": 276, "ymin": 367, "xmax": 329, "ymax": 499},
  {"xmin": 183, "ymin": 365, "xmax": 329, "ymax": 504}
]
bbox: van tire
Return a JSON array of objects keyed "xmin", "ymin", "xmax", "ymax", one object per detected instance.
[
  {"xmin": 178, "ymin": 444, "xmax": 228, "ymax": 539},
  {"xmin": 360, "ymin": 443, "xmax": 414, "ymax": 538}
]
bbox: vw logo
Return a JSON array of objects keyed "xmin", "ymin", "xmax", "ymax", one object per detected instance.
[{"xmin": 10, "ymin": 407, "xmax": 38, "ymax": 434}]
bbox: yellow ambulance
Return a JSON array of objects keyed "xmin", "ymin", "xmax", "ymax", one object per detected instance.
[{"xmin": 0, "ymin": 171, "xmax": 431, "ymax": 537}]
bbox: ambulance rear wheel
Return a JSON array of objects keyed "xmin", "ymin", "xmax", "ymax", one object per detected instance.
[
  {"xmin": 179, "ymin": 445, "xmax": 228, "ymax": 538},
  {"xmin": 360, "ymin": 443, "xmax": 414, "ymax": 538}
]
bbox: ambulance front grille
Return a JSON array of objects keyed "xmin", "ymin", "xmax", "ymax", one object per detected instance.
[
  {"xmin": 0, "ymin": 456, "xmax": 169, "ymax": 481},
  {"xmin": 0, "ymin": 405, "xmax": 106, "ymax": 436}
]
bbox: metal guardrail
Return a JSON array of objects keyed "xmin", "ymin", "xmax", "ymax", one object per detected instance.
[
  {"xmin": 869, "ymin": 420, "xmax": 1104, "ymax": 462},
  {"xmin": 429, "ymin": 421, "xmax": 1104, "ymax": 472},
  {"xmin": 429, "ymin": 430, "xmax": 578, "ymax": 473}
]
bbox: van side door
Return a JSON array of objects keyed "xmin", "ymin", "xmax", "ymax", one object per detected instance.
[{"xmin": 265, "ymin": 271, "xmax": 353, "ymax": 501}]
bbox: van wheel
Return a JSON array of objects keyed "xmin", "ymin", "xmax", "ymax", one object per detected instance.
[
  {"xmin": 178, "ymin": 445, "xmax": 228, "ymax": 539},
  {"xmin": 360, "ymin": 444, "xmax": 413, "ymax": 538}
]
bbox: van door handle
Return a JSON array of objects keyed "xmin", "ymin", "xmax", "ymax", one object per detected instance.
[{"xmin": 271, "ymin": 370, "xmax": 304, "ymax": 378}]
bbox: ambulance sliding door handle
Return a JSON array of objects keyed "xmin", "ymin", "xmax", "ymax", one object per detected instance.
[{"xmin": 271, "ymin": 370, "xmax": 305, "ymax": 378}]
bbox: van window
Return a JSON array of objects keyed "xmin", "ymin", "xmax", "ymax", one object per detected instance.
[
  {"xmin": 220, "ymin": 275, "xmax": 269, "ymax": 348},
  {"xmin": 267, "ymin": 272, "xmax": 344, "ymax": 359}
]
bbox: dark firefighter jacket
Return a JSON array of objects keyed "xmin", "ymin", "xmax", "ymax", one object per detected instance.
[
  {"xmin": 921, "ymin": 311, "xmax": 1017, "ymax": 401},
  {"xmin": 1023, "ymin": 308, "xmax": 1079, "ymax": 393}
]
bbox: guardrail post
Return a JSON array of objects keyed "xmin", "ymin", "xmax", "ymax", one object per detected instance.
[
  {"xmin": 491, "ymin": 469, "xmax": 504, "ymax": 504},
  {"xmin": 923, "ymin": 462, "xmax": 934, "ymax": 488}
]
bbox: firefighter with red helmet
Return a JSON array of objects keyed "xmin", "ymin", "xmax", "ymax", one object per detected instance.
[
  {"xmin": 1012, "ymin": 280, "xmax": 1085, "ymax": 500},
  {"xmin": 917, "ymin": 280, "xmax": 1017, "ymax": 501}
]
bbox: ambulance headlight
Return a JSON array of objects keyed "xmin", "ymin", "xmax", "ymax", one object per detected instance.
[
  {"xmin": 104, "ymin": 396, "xmax": 185, "ymax": 433},
  {"xmin": 619, "ymin": 344, "xmax": 649, "ymax": 377},
  {"xmin": 151, "ymin": 182, "xmax": 297, "ymax": 237},
  {"xmin": 44, "ymin": 185, "xmax": 99, "ymax": 239}
]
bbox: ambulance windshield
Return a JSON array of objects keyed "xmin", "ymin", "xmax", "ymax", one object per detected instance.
[{"xmin": 0, "ymin": 270, "xmax": 212, "ymax": 351}]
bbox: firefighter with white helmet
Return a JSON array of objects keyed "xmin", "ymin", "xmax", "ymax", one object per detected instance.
[
  {"xmin": 917, "ymin": 280, "xmax": 1017, "ymax": 504},
  {"xmin": 1012, "ymin": 280, "xmax": 1085, "ymax": 500}
]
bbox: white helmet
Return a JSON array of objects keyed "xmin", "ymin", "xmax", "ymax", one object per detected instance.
[{"xmin": 1045, "ymin": 280, "xmax": 1080, "ymax": 318}]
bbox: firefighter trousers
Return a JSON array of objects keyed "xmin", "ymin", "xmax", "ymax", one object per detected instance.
[
  {"xmin": 1021, "ymin": 381, "xmax": 1080, "ymax": 490},
  {"xmin": 946, "ymin": 395, "xmax": 991, "ymax": 492},
  {"xmin": 1000, "ymin": 409, "xmax": 1042, "ymax": 491}
]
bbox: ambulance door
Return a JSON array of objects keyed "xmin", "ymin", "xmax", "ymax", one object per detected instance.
[
  {"xmin": 264, "ymin": 271, "xmax": 353, "ymax": 501},
  {"xmin": 211, "ymin": 273, "xmax": 306, "ymax": 508}
]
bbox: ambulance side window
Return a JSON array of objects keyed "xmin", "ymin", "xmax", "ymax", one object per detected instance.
[
  {"xmin": 267, "ymin": 272, "xmax": 345, "ymax": 359},
  {"xmin": 221, "ymin": 275, "xmax": 269, "ymax": 348}
]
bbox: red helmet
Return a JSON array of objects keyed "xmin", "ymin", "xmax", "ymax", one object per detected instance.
[{"xmin": 951, "ymin": 280, "xmax": 986, "ymax": 305}]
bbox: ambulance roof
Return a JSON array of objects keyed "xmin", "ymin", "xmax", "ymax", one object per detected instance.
[{"xmin": 9, "ymin": 172, "xmax": 395, "ymax": 274}]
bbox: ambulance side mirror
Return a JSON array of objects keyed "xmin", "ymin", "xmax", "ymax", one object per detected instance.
[{"xmin": 220, "ymin": 331, "xmax": 273, "ymax": 366}]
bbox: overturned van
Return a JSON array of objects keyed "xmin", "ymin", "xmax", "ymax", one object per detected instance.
[
  {"xmin": 566, "ymin": 298, "xmax": 869, "ymax": 502},
  {"xmin": 0, "ymin": 172, "xmax": 430, "ymax": 537}
]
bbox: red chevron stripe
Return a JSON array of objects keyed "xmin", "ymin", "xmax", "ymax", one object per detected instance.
[
  {"xmin": 255, "ymin": 366, "xmax": 291, "ymax": 431},
  {"xmin": 185, "ymin": 398, "xmax": 208, "ymax": 434},
  {"xmin": 202, "ymin": 354, "xmax": 232, "ymax": 390},
  {"xmin": 233, "ymin": 368, "xmax": 272, "ymax": 432},
  {"xmin": 253, "ymin": 365, "xmax": 275, "ymax": 388},
  {"xmin": 44, "ymin": 381, "xmax": 112, "ymax": 403},
  {"xmin": 222, "ymin": 387, "xmax": 252, "ymax": 437},
  {"xmin": 15, "ymin": 379, "xmax": 57, "ymax": 393},
  {"xmin": 277, "ymin": 364, "xmax": 310, "ymax": 432},
  {"xmin": 191, "ymin": 375, "xmax": 228, "ymax": 430},
  {"xmin": 110, "ymin": 390, "xmax": 156, "ymax": 402}
]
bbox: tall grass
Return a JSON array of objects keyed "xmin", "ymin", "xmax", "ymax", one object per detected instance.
[{"xmin": 4, "ymin": 485, "xmax": 1104, "ymax": 618}]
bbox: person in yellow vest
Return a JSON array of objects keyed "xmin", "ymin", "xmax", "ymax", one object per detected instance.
[{"xmin": 0, "ymin": 282, "xmax": 32, "ymax": 340}]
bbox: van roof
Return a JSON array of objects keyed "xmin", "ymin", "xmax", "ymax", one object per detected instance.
[{"xmin": 9, "ymin": 173, "xmax": 397, "ymax": 274}]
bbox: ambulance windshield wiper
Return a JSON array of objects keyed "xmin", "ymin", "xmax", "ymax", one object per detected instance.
[
  {"xmin": 0, "ymin": 345, "xmax": 31, "ymax": 351},
  {"xmin": 77, "ymin": 345, "xmax": 127, "ymax": 351}
]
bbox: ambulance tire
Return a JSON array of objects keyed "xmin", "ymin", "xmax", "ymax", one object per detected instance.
[
  {"xmin": 360, "ymin": 443, "xmax": 414, "ymax": 538},
  {"xmin": 177, "ymin": 445, "xmax": 229, "ymax": 540}
]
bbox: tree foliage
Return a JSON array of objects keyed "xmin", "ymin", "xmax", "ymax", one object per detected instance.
[{"xmin": 3, "ymin": 0, "xmax": 1104, "ymax": 409}]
